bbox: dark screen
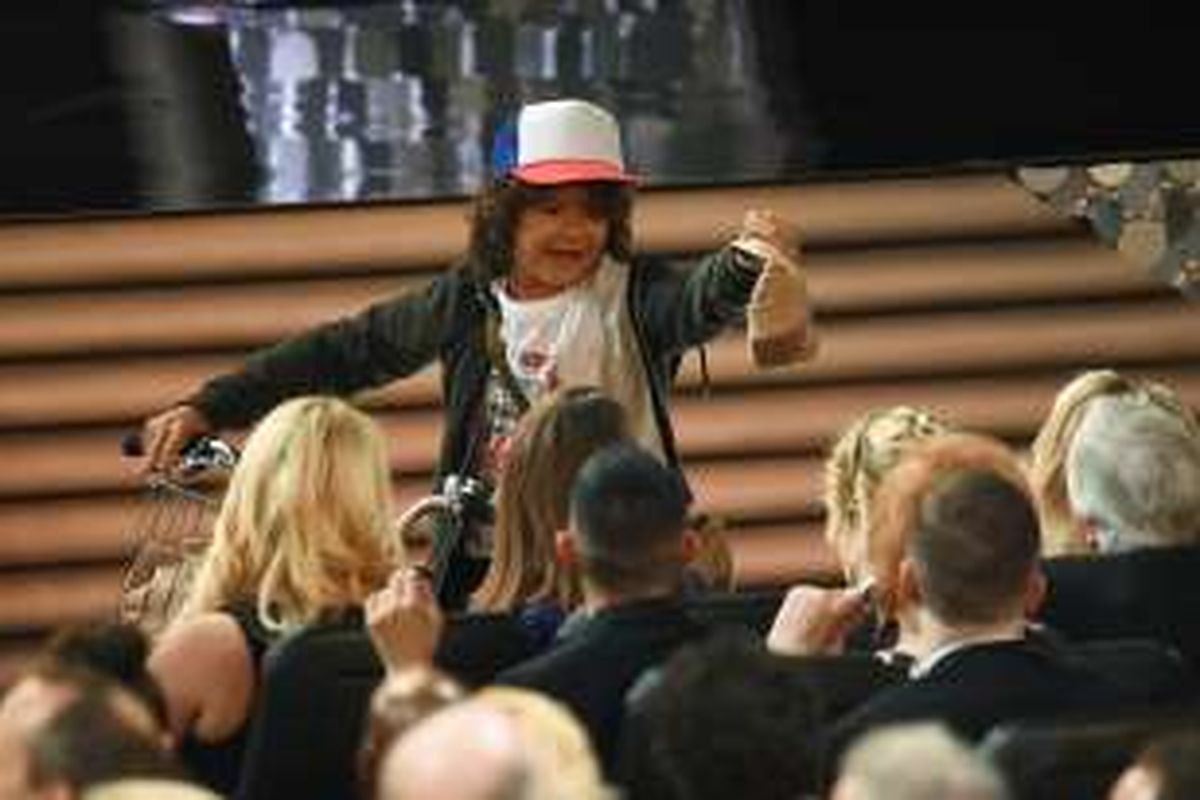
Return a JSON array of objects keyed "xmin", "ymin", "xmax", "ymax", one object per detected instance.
[{"xmin": 1, "ymin": 2, "xmax": 1196, "ymax": 218}]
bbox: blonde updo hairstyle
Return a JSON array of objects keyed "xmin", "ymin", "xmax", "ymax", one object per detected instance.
[{"xmin": 823, "ymin": 406, "xmax": 951, "ymax": 585}]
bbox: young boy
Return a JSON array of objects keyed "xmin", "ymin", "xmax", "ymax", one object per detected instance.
[{"xmin": 139, "ymin": 98, "xmax": 815, "ymax": 485}]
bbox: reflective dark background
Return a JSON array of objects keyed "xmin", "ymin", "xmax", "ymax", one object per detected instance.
[{"xmin": 2, "ymin": 2, "xmax": 1198, "ymax": 218}]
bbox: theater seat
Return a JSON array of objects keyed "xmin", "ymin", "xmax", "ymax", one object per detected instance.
[
  {"xmin": 433, "ymin": 611, "xmax": 542, "ymax": 687},
  {"xmin": 233, "ymin": 609, "xmax": 542, "ymax": 800},
  {"xmin": 682, "ymin": 588, "xmax": 787, "ymax": 636},
  {"xmin": 234, "ymin": 616, "xmax": 382, "ymax": 800},
  {"xmin": 1064, "ymin": 638, "xmax": 1197, "ymax": 706},
  {"xmin": 980, "ymin": 704, "xmax": 1200, "ymax": 800}
]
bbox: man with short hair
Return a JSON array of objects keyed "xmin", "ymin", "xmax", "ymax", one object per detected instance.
[
  {"xmin": 1041, "ymin": 391, "xmax": 1200, "ymax": 672},
  {"xmin": 0, "ymin": 665, "xmax": 179, "ymax": 800},
  {"xmin": 619, "ymin": 631, "xmax": 824, "ymax": 800},
  {"xmin": 493, "ymin": 443, "xmax": 706, "ymax": 772},
  {"xmin": 826, "ymin": 439, "xmax": 1129, "ymax": 751}
]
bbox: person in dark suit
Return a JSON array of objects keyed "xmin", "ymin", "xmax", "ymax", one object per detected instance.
[
  {"xmin": 1040, "ymin": 390, "xmax": 1200, "ymax": 674},
  {"xmin": 492, "ymin": 442, "xmax": 706, "ymax": 774},
  {"xmin": 820, "ymin": 434, "xmax": 1134, "ymax": 754}
]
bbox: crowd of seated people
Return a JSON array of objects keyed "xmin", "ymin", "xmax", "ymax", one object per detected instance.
[{"xmin": 2, "ymin": 369, "xmax": 1198, "ymax": 799}]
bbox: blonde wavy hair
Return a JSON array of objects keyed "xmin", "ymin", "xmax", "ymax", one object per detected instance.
[
  {"xmin": 823, "ymin": 406, "xmax": 951, "ymax": 584},
  {"xmin": 179, "ymin": 396, "xmax": 400, "ymax": 632},
  {"xmin": 1030, "ymin": 369, "xmax": 1199, "ymax": 555},
  {"xmin": 471, "ymin": 387, "xmax": 630, "ymax": 613}
]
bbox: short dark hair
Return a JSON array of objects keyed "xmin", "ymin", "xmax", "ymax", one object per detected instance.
[
  {"xmin": 465, "ymin": 179, "xmax": 634, "ymax": 283},
  {"xmin": 569, "ymin": 444, "xmax": 688, "ymax": 594},
  {"xmin": 909, "ymin": 469, "xmax": 1041, "ymax": 626},
  {"xmin": 40, "ymin": 621, "xmax": 168, "ymax": 731},
  {"xmin": 26, "ymin": 674, "xmax": 180, "ymax": 792},
  {"xmin": 621, "ymin": 631, "xmax": 823, "ymax": 800}
]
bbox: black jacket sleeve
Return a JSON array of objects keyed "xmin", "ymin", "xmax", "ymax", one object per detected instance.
[
  {"xmin": 190, "ymin": 272, "xmax": 462, "ymax": 429},
  {"xmin": 633, "ymin": 246, "xmax": 759, "ymax": 359}
]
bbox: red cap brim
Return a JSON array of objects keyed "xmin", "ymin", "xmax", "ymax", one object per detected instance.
[{"xmin": 512, "ymin": 159, "xmax": 637, "ymax": 186}]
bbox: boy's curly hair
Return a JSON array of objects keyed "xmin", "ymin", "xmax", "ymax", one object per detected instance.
[{"xmin": 465, "ymin": 179, "xmax": 634, "ymax": 283}]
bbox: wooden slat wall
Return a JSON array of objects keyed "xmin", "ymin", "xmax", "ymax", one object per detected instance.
[{"xmin": 1, "ymin": 176, "xmax": 1196, "ymax": 684}]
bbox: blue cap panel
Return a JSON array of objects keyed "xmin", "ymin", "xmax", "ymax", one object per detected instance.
[{"xmin": 490, "ymin": 117, "xmax": 518, "ymax": 180}]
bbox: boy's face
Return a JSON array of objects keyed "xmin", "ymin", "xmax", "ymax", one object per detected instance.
[{"xmin": 510, "ymin": 184, "xmax": 610, "ymax": 299}]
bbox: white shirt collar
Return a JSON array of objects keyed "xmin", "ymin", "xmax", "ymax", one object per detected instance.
[{"xmin": 909, "ymin": 630, "xmax": 1026, "ymax": 679}]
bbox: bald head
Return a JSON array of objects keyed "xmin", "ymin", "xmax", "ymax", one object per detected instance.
[{"xmin": 378, "ymin": 702, "xmax": 529, "ymax": 800}]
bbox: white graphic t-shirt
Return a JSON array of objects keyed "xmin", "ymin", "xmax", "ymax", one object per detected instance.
[{"xmin": 482, "ymin": 258, "xmax": 660, "ymax": 477}]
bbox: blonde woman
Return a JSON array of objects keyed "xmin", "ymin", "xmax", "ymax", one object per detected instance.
[
  {"xmin": 768, "ymin": 406, "xmax": 951, "ymax": 660},
  {"xmin": 823, "ymin": 406, "xmax": 952, "ymax": 588},
  {"xmin": 148, "ymin": 396, "xmax": 401, "ymax": 794},
  {"xmin": 471, "ymin": 386, "xmax": 630, "ymax": 639},
  {"xmin": 771, "ymin": 432, "xmax": 1035, "ymax": 666},
  {"xmin": 1030, "ymin": 369, "xmax": 1199, "ymax": 555}
]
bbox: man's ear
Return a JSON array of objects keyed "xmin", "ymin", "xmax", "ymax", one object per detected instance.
[
  {"xmin": 554, "ymin": 530, "xmax": 577, "ymax": 567},
  {"xmin": 680, "ymin": 529, "xmax": 700, "ymax": 563},
  {"xmin": 1024, "ymin": 568, "xmax": 1048, "ymax": 617},
  {"xmin": 896, "ymin": 557, "xmax": 922, "ymax": 610}
]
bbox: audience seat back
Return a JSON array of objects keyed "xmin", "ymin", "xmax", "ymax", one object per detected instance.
[
  {"xmin": 682, "ymin": 588, "xmax": 787, "ymax": 636},
  {"xmin": 981, "ymin": 704, "xmax": 1200, "ymax": 800},
  {"xmin": 233, "ymin": 609, "xmax": 542, "ymax": 800},
  {"xmin": 234, "ymin": 616, "xmax": 382, "ymax": 800}
]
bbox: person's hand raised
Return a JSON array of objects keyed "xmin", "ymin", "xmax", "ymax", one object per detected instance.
[
  {"xmin": 736, "ymin": 208, "xmax": 802, "ymax": 261},
  {"xmin": 766, "ymin": 581, "xmax": 874, "ymax": 657},
  {"xmin": 733, "ymin": 209, "xmax": 816, "ymax": 368},
  {"xmin": 365, "ymin": 566, "xmax": 444, "ymax": 674}
]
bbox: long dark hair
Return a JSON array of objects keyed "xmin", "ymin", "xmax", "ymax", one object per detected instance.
[{"xmin": 465, "ymin": 179, "xmax": 635, "ymax": 283}]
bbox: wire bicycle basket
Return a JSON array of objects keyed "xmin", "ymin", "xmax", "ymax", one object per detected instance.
[{"xmin": 119, "ymin": 436, "xmax": 238, "ymax": 636}]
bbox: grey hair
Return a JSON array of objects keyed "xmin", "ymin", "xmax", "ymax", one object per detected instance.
[
  {"xmin": 1067, "ymin": 393, "xmax": 1200, "ymax": 551},
  {"xmin": 836, "ymin": 723, "xmax": 1008, "ymax": 800}
]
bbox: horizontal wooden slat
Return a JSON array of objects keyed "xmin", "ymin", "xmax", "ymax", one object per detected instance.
[
  {"xmin": 0, "ymin": 413, "xmax": 445, "ymax": 496},
  {"xmin": 807, "ymin": 238, "xmax": 1155, "ymax": 311},
  {"xmin": 5, "ymin": 297, "xmax": 1196, "ymax": 429},
  {"xmin": 680, "ymin": 302, "xmax": 1200, "ymax": 389},
  {"xmin": 0, "ymin": 177, "xmax": 1070, "ymax": 289},
  {"xmin": 0, "ymin": 275, "xmax": 420, "ymax": 359},
  {"xmin": 0, "ymin": 237, "xmax": 1155, "ymax": 362},
  {"xmin": 732, "ymin": 521, "xmax": 839, "ymax": 588},
  {"xmin": 4, "ymin": 368, "xmax": 1199, "ymax": 499},
  {"xmin": 0, "ymin": 565, "xmax": 123, "ymax": 629},
  {"xmin": 0, "ymin": 354, "xmax": 441, "ymax": 429},
  {"xmin": 0, "ymin": 497, "xmax": 140, "ymax": 564}
]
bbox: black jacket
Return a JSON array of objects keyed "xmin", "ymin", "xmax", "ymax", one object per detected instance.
[
  {"xmin": 1040, "ymin": 545, "xmax": 1200, "ymax": 674},
  {"xmin": 827, "ymin": 638, "xmax": 1133, "ymax": 758},
  {"xmin": 495, "ymin": 597, "xmax": 706, "ymax": 773},
  {"xmin": 190, "ymin": 251, "xmax": 757, "ymax": 481}
]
